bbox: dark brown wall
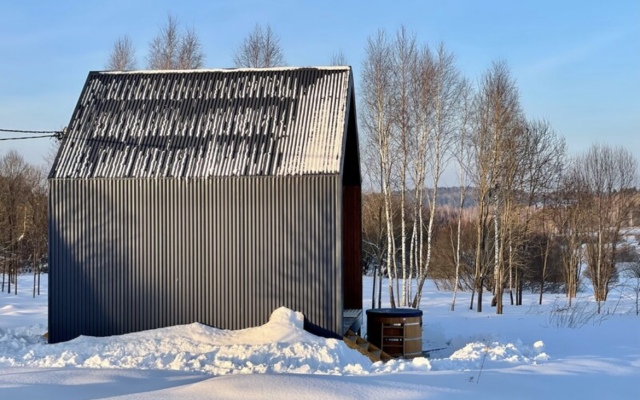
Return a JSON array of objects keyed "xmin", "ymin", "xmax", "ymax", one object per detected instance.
[{"xmin": 343, "ymin": 185, "xmax": 362, "ymax": 310}]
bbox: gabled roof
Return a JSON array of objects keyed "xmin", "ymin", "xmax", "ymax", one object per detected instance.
[{"xmin": 50, "ymin": 67, "xmax": 354, "ymax": 179}]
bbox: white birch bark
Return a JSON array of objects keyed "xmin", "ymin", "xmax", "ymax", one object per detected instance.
[{"xmin": 451, "ymin": 81, "xmax": 471, "ymax": 311}]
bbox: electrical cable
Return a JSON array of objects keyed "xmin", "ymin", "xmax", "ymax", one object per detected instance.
[
  {"xmin": 0, "ymin": 128, "xmax": 64, "ymax": 141},
  {"xmin": 0, "ymin": 128, "xmax": 63, "ymax": 134},
  {"xmin": 0, "ymin": 134, "xmax": 60, "ymax": 141}
]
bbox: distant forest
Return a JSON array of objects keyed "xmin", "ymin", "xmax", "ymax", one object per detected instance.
[
  {"xmin": 429, "ymin": 187, "xmax": 477, "ymax": 208},
  {"xmin": 379, "ymin": 187, "xmax": 479, "ymax": 208}
]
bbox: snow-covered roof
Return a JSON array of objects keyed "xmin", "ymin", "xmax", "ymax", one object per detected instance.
[
  {"xmin": 50, "ymin": 67, "xmax": 353, "ymax": 178},
  {"xmin": 99, "ymin": 66, "xmax": 352, "ymax": 74}
]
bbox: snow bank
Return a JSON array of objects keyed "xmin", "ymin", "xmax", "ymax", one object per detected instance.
[
  {"xmin": 4, "ymin": 273, "xmax": 640, "ymax": 399},
  {"xmin": 0, "ymin": 305, "xmax": 548, "ymax": 377},
  {"xmin": 430, "ymin": 340, "xmax": 549, "ymax": 371},
  {"xmin": 0, "ymin": 307, "xmax": 372, "ymax": 375}
]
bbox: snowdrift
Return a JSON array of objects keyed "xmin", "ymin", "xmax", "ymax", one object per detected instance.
[{"xmin": 0, "ymin": 305, "xmax": 549, "ymax": 376}]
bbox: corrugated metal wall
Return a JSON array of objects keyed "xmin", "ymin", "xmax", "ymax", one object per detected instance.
[{"xmin": 49, "ymin": 175, "xmax": 342, "ymax": 343}]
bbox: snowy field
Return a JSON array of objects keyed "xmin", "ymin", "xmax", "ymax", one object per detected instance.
[{"xmin": 1, "ymin": 273, "xmax": 639, "ymax": 399}]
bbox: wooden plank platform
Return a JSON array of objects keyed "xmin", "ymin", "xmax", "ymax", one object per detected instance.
[{"xmin": 343, "ymin": 329, "xmax": 392, "ymax": 363}]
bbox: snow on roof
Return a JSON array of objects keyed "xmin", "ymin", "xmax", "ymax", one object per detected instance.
[
  {"xmin": 50, "ymin": 67, "xmax": 353, "ymax": 179},
  {"xmin": 99, "ymin": 66, "xmax": 351, "ymax": 75}
]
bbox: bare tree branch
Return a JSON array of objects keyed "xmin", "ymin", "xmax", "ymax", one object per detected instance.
[
  {"xmin": 361, "ymin": 29, "xmax": 397, "ymax": 307},
  {"xmin": 330, "ymin": 50, "xmax": 348, "ymax": 66},
  {"xmin": 572, "ymin": 144, "xmax": 638, "ymax": 311},
  {"xmin": 147, "ymin": 14, "xmax": 180, "ymax": 69},
  {"xmin": 106, "ymin": 35, "xmax": 137, "ymax": 70},
  {"xmin": 233, "ymin": 23, "xmax": 285, "ymax": 68},
  {"xmin": 147, "ymin": 14, "xmax": 204, "ymax": 70},
  {"xmin": 178, "ymin": 27, "xmax": 204, "ymax": 69}
]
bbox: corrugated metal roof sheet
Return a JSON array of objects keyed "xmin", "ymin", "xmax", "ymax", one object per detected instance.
[{"xmin": 50, "ymin": 67, "xmax": 352, "ymax": 178}]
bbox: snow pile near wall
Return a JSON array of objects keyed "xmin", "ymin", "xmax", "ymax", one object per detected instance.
[
  {"xmin": 2, "ymin": 274, "xmax": 640, "ymax": 399},
  {"xmin": 0, "ymin": 299, "xmax": 553, "ymax": 376},
  {"xmin": 1, "ymin": 307, "xmax": 373, "ymax": 375}
]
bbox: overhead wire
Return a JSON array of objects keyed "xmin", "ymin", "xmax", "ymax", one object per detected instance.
[
  {"xmin": 0, "ymin": 134, "xmax": 60, "ymax": 141},
  {"xmin": 0, "ymin": 128, "xmax": 65, "ymax": 141},
  {"xmin": 0, "ymin": 128, "xmax": 64, "ymax": 134}
]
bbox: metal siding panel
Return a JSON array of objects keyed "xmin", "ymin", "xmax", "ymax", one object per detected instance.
[
  {"xmin": 200, "ymin": 180, "xmax": 207, "ymax": 323},
  {"xmin": 48, "ymin": 181, "xmax": 57, "ymax": 342},
  {"xmin": 48, "ymin": 175, "xmax": 345, "ymax": 342},
  {"xmin": 229, "ymin": 179, "xmax": 237, "ymax": 328},
  {"xmin": 211, "ymin": 181, "xmax": 218, "ymax": 325},
  {"xmin": 245, "ymin": 178, "xmax": 253, "ymax": 327},
  {"xmin": 220, "ymin": 179, "xmax": 227, "ymax": 326},
  {"xmin": 213, "ymin": 179, "xmax": 220, "ymax": 326},
  {"xmin": 154, "ymin": 179, "xmax": 161, "ymax": 328},
  {"xmin": 334, "ymin": 177, "xmax": 343, "ymax": 333}
]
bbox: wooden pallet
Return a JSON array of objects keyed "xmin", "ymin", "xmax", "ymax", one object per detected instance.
[{"xmin": 343, "ymin": 330, "xmax": 392, "ymax": 363}]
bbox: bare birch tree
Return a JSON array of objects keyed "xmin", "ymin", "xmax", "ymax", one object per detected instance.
[
  {"xmin": 233, "ymin": 23, "xmax": 285, "ymax": 68},
  {"xmin": 470, "ymin": 60, "xmax": 521, "ymax": 313},
  {"xmin": 177, "ymin": 28, "xmax": 205, "ymax": 69},
  {"xmin": 479, "ymin": 74, "xmax": 563, "ymax": 314},
  {"xmin": 362, "ymin": 29, "xmax": 466, "ymax": 309},
  {"xmin": 330, "ymin": 50, "xmax": 348, "ymax": 66},
  {"xmin": 553, "ymin": 169, "xmax": 587, "ymax": 306},
  {"xmin": 513, "ymin": 119, "xmax": 565, "ymax": 305},
  {"xmin": 408, "ymin": 44, "xmax": 435, "ymax": 309},
  {"xmin": 390, "ymin": 26, "xmax": 418, "ymax": 306},
  {"xmin": 359, "ymin": 29, "xmax": 571, "ymax": 312},
  {"xmin": 411, "ymin": 44, "xmax": 462, "ymax": 307},
  {"xmin": 106, "ymin": 35, "xmax": 137, "ymax": 70},
  {"xmin": 25, "ymin": 166, "xmax": 48, "ymax": 297},
  {"xmin": 0, "ymin": 150, "xmax": 50, "ymax": 297},
  {"xmin": 451, "ymin": 79, "xmax": 473, "ymax": 311},
  {"xmin": 361, "ymin": 30, "xmax": 397, "ymax": 307},
  {"xmin": 0, "ymin": 151, "xmax": 31, "ymax": 294},
  {"xmin": 148, "ymin": 15, "xmax": 181, "ymax": 69},
  {"xmin": 147, "ymin": 14, "xmax": 204, "ymax": 69},
  {"xmin": 574, "ymin": 144, "xmax": 638, "ymax": 312},
  {"xmin": 361, "ymin": 138, "xmax": 388, "ymax": 309},
  {"xmin": 362, "ymin": 192, "xmax": 386, "ymax": 309}
]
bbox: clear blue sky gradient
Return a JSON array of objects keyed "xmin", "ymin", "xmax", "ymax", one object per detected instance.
[{"xmin": 1, "ymin": 0, "xmax": 638, "ymax": 179}]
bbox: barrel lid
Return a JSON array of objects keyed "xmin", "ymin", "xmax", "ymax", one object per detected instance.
[{"xmin": 366, "ymin": 308, "xmax": 423, "ymax": 317}]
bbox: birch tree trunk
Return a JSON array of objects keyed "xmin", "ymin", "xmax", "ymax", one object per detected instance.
[
  {"xmin": 411, "ymin": 44, "xmax": 460, "ymax": 308},
  {"xmin": 451, "ymin": 93, "xmax": 471, "ymax": 311},
  {"xmin": 390, "ymin": 26, "xmax": 417, "ymax": 307},
  {"xmin": 361, "ymin": 30, "xmax": 398, "ymax": 307}
]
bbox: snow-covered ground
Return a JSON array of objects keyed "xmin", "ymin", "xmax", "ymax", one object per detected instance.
[{"xmin": 1, "ymin": 273, "xmax": 639, "ymax": 399}]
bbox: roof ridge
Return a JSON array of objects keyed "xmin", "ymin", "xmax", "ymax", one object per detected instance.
[{"xmin": 98, "ymin": 66, "xmax": 351, "ymax": 75}]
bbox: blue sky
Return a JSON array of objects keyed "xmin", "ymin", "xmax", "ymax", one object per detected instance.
[{"xmin": 0, "ymin": 0, "xmax": 638, "ymax": 178}]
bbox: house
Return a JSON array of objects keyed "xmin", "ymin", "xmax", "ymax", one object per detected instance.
[{"xmin": 48, "ymin": 67, "xmax": 362, "ymax": 343}]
